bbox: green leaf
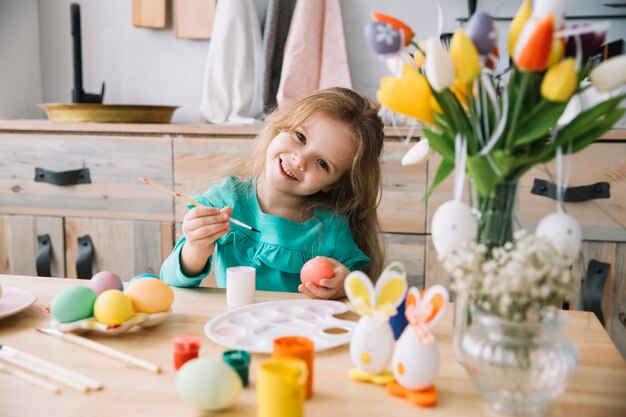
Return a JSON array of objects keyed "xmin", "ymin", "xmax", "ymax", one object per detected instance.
[
  {"xmin": 423, "ymin": 159, "xmax": 454, "ymax": 201},
  {"xmin": 423, "ymin": 129, "xmax": 455, "ymax": 163},
  {"xmin": 513, "ymin": 102, "xmax": 567, "ymax": 146},
  {"xmin": 555, "ymin": 94, "xmax": 625, "ymax": 145},
  {"xmin": 570, "ymin": 108, "xmax": 626, "ymax": 153},
  {"xmin": 467, "ymin": 151, "xmax": 514, "ymax": 196}
]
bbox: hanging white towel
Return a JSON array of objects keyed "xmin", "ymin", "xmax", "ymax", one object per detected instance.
[
  {"xmin": 200, "ymin": 0, "xmax": 263, "ymax": 124},
  {"xmin": 276, "ymin": 0, "xmax": 352, "ymax": 108}
]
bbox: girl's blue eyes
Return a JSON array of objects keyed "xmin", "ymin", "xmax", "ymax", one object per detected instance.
[{"xmin": 295, "ymin": 131, "xmax": 329, "ymax": 172}]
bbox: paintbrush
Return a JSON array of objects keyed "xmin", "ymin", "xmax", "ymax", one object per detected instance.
[{"xmin": 138, "ymin": 177, "xmax": 260, "ymax": 233}]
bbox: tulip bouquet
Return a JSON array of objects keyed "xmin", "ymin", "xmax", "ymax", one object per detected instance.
[{"xmin": 365, "ymin": 0, "xmax": 626, "ymax": 202}]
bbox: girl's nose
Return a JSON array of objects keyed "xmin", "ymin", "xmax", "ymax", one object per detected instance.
[{"xmin": 291, "ymin": 153, "xmax": 306, "ymax": 171}]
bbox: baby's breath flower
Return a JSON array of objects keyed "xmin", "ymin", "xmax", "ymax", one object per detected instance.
[{"xmin": 442, "ymin": 232, "xmax": 575, "ymax": 322}]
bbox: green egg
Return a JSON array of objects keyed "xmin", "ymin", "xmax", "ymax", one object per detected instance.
[
  {"xmin": 176, "ymin": 357, "xmax": 242, "ymax": 412},
  {"xmin": 50, "ymin": 286, "xmax": 97, "ymax": 323}
]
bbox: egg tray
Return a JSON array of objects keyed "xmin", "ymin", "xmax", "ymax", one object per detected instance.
[
  {"xmin": 48, "ymin": 310, "xmax": 172, "ymax": 336},
  {"xmin": 204, "ymin": 300, "xmax": 355, "ymax": 353}
]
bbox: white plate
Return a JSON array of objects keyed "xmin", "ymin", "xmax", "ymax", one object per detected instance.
[
  {"xmin": 48, "ymin": 310, "xmax": 172, "ymax": 336},
  {"xmin": 204, "ymin": 300, "xmax": 355, "ymax": 354},
  {"xmin": 0, "ymin": 287, "xmax": 37, "ymax": 320}
]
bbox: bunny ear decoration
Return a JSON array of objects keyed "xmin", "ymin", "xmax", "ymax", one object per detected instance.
[
  {"xmin": 344, "ymin": 271, "xmax": 376, "ymax": 310},
  {"xmin": 405, "ymin": 285, "xmax": 449, "ymax": 329},
  {"xmin": 375, "ymin": 267, "xmax": 408, "ymax": 311}
]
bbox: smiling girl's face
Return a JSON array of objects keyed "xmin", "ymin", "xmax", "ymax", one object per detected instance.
[{"xmin": 261, "ymin": 113, "xmax": 356, "ymax": 203}]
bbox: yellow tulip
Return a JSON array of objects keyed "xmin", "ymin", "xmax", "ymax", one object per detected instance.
[
  {"xmin": 377, "ymin": 67, "xmax": 435, "ymax": 125},
  {"xmin": 431, "ymin": 96, "xmax": 442, "ymax": 114},
  {"xmin": 450, "ymin": 80, "xmax": 470, "ymax": 108},
  {"xmin": 508, "ymin": 0, "xmax": 532, "ymax": 57},
  {"xmin": 546, "ymin": 38, "xmax": 565, "ymax": 68},
  {"xmin": 541, "ymin": 58, "xmax": 577, "ymax": 102},
  {"xmin": 450, "ymin": 29, "xmax": 481, "ymax": 84}
]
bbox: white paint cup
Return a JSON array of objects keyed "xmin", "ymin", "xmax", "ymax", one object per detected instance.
[{"xmin": 226, "ymin": 266, "xmax": 256, "ymax": 308}]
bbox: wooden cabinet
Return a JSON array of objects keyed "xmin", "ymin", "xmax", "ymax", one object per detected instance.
[{"xmin": 0, "ymin": 124, "xmax": 174, "ymax": 280}]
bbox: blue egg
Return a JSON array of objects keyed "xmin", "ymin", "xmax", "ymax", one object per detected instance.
[
  {"xmin": 129, "ymin": 273, "xmax": 158, "ymax": 283},
  {"xmin": 466, "ymin": 12, "xmax": 497, "ymax": 55}
]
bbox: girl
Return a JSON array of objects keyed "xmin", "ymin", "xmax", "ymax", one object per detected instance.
[{"xmin": 160, "ymin": 87, "xmax": 385, "ymax": 299}]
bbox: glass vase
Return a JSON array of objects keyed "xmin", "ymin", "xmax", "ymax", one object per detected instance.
[
  {"xmin": 452, "ymin": 180, "xmax": 520, "ymax": 364},
  {"xmin": 472, "ymin": 179, "xmax": 519, "ymax": 250},
  {"xmin": 460, "ymin": 309, "xmax": 579, "ymax": 416}
]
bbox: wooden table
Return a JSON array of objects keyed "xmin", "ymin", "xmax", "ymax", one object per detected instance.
[{"xmin": 1, "ymin": 275, "xmax": 625, "ymax": 417}]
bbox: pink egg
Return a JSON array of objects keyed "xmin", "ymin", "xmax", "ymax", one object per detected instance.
[
  {"xmin": 89, "ymin": 271, "xmax": 123, "ymax": 296},
  {"xmin": 300, "ymin": 257, "xmax": 334, "ymax": 286}
]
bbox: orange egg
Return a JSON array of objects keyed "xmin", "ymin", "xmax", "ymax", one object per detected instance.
[
  {"xmin": 300, "ymin": 257, "xmax": 334, "ymax": 286},
  {"xmin": 125, "ymin": 278, "xmax": 174, "ymax": 313}
]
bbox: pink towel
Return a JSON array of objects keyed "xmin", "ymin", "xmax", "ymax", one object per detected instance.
[{"xmin": 276, "ymin": 0, "xmax": 352, "ymax": 107}]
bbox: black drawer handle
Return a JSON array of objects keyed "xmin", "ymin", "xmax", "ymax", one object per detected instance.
[
  {"xmin": 36, "ymin": 234, "xmax": 52, "ymax": 277},
  {"xmin": 582, "ymin": 259, "xmax": 610, "ymax": 326},
  {"xmin": 531, "ymin": 178, "xmax": 610, "ymax": 202},
  {"xmin": 34, "ymin": 167, "xmax": 91, "ymax": 186},
  {"xmin": 76, "ymin": 235, "xmax": 94, "ymax": 279}
]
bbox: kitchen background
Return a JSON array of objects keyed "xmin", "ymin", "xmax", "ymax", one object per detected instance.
[{"xmin": 1, "ymin": 0, "xmax": 625, "ymax": 123}]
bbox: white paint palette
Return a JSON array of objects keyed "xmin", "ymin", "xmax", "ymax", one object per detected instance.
[{"xmin": 204, "ymin": 300, "xmax": 355, "ymax": 353}]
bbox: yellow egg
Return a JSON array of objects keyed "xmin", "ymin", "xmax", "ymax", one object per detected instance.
[
  {"xmin": 124, "ymin": 278, "xmax": 174, "ymax": 314},
  {"xmin": 94, "ymin": 290, "xmax": 134, "ymax": 325}
]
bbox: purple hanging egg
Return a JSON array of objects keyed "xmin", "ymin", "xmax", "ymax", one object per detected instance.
[
  {"xmin": 364, "ymin": 21, "xmax": 403, "ymax": 56},
  {"xmin": 466, "ymin": 12, "xmax": 497, "ymax": 55}
]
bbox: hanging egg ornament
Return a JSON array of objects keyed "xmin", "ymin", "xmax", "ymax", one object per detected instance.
[
  {"xmin": 431, "ymin": 201, "xmax": 477, "ymax": 257},
  {"xmin": 536, "ymin": 212, "xmax": 582, "ymax": 259},
  {"xmin": 364, "ymin": 21, "xmax": 403, "ymax": 57},
  {"xmin": 465, "ymin": 12, "xmax": 497, "ymax": 55}
]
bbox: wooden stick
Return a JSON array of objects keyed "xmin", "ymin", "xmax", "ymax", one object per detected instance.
[
  {"xmin": 36, "ymin": 328, "xmax": 161, "ymax": 374},
  {"xmin": 138, "ymin": 176, "xmax": 260, "ymax": 233},
  {"xmin": 0, "ymin": 363, "xmax": 61, "ymax": 394},
  {"xmin": 0, "ymin": 352, "xmax": 88, "ymax": 393},
  {"xmin": 1, "ymin": 344, "xmax": 102, "ymax": 390}
]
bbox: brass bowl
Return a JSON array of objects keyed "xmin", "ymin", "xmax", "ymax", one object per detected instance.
[{"xmin": 39, "ymin": 103, "xmax": 178, "ymax": 123}]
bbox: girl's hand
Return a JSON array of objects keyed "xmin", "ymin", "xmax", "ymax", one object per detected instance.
[
  {"xmin": 298, "ymin": 257, "xmax": 349, "ymax": 300},
  {"xmin": 180, "ymin": 206, "xmax": 232, "ymax": 276}
]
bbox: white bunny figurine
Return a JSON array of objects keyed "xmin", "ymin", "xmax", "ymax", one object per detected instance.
[
  {"xmin": 391, "ymin": 285, "xmax": 448, "ymax": 391},
  {"xmin": 344, "ymin": 263, "xmax": 408, "ymax": 376}
]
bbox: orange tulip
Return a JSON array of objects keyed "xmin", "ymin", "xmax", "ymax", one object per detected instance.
[{"xmin": 514, "ymin": 15, "xmax": 554, "ymax": 71}]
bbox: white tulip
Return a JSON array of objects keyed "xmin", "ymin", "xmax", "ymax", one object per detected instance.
[
  {"xmin": 533, "ymin": 0, "xmax": 565, "ymax": 28},
  {"xmin": 424, "ymin": 37, "xmax": 454, "ymax": 92},
  {"xmin": 589, "ymin": 55, "xmax": 626, "ymax": 92},
  {"xmin": 401, "ymin": 139, "xmax": 432, "ymax": 166}
]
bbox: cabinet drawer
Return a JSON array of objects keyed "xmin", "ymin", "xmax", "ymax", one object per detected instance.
[
  {"xmin": 173, "ymin": 137, "xmax": 427, "ymax": 234},
  {"xmin": 0, "ymin": 134, "xmax": 173, "ymax": 221},
  {"xmin": 426, "ymin": 142, "xmax": 626, "ymax": 241}
]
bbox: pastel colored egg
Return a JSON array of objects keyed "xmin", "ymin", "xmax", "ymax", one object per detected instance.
[
  {"xmin": 90, "ymin": 271, "xmax": 123, "ymax": 296},
  {"xmin": 431, "ymin": 201, "xmax": 477, "ymax": 257},
  {"xmin": 466, "ymin": 12, "xmax": 497, "ymax": 55},
  {"xmin": 536, "ymin": 212, "xmax": 582, "ymax": 259},
  {"xmin": 176, "ymin": 357, "xmax": 242, "ymax": 412},
  {"xmin": 94, "ymin": 290, "xmax": 134, "ymax": 325},
  {"xmin": 51, "ymin": 286, "xmax": 97, "ymax": 323},
  {"xmin": 300, "ymin": 257, "xmax": 334, "ymax": 286},
  {"xmin": 364, "ymin": 21, "xmax": 403, "ymax": 56},
  {"xmin": 124, "ymin": 278, "xmax": 174, "ymax": 314},
  {"xmin": 129, "ymin": 273, "xmax": 158, "ymax": 283}
]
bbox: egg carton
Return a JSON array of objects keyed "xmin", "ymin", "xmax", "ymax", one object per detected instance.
[{"xmin": 48, "ymin": 310, "xmax": 172, "ymax": 336}]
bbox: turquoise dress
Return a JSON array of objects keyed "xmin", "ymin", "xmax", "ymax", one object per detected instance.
[{"xmin": 160, "ymin": 176, "xmax": 371, "ymax": 292}]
